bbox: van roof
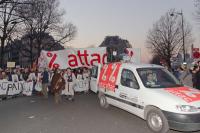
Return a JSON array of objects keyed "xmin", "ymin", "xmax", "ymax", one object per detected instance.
[{"xmin": 106, "ymin": 62, "xmax": 164, "ymax": 69}]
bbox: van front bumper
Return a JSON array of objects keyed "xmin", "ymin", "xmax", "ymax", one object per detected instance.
[{"xmin": 163, "ymin": 111, "xmax": 200, "ymax": 132}]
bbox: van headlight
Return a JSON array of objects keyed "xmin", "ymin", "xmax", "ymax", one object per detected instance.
[{"xmin": 176, "ymin": 105, "xmax": 199, "ymax": 112}]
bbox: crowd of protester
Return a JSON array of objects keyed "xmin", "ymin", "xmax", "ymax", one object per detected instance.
[
  {"xmin": 0, "ymin": 66, "xmax": 91, "ymax": 104},
  {"xmin": 172, "ymin": 60, "xmax": 200, "ymax": 89},
  {"xmin": 0, "ymin": 60, "xmax": 200, "ymax": 103}
]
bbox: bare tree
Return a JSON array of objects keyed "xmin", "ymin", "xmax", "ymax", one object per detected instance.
[
  {"xmin": 146, "ymin": 9, "xmax": 193, "ymax": 69},
  {"xmin": 16, "ymin": 0, "xmax": 77, "ymax": 66},
  {"xmin": 0, "ymin": 0, "xmax": 25, "ymax": 67},
  {"xmin": 194, "ymin": 0, "xmax": 200, "ymax": 24},
  {"xmin": 0, "ymin": 0, "xmax": 10, "ymax": 5}
]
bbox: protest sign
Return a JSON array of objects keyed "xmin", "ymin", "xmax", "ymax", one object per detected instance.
[
  {"xmin": 22, "ymin": 82, "xmax": 33, "ymax": 96},
  {"xmin": 7, "ymin": 82, "xmax": 23, "ymax": 96},
  {"xmin": 38, "ymin": 47, "xmax": 107, "ymax": 69},
  {"xmin": 7, "ymin": 62, "xmax": 15, "ymax": 68},
  {"xmin": 0, "ymin": 81, "xmax": 33, "ymax": 96},
  {"xmin": 0, "ymin": 81, "xmax": 9, "ymax": 95}
]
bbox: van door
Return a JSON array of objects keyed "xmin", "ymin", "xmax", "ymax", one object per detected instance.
[
  {"xmin": 90, "ymin": 66, "xmax": 99, "ymax": 93},
  {"xmin": 115, "ymin": 68, "xmax": 144, "ymax": 117}
]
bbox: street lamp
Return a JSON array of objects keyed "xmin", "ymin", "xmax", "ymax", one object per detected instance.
[{"xmin": 170, "ymin": 10, "xmax": 186, "ymax": 63}]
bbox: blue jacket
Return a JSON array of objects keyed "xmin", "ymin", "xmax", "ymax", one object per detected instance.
[{"xmin": 42, "ymin": 71, "xmax": 49, "ymax": 84}]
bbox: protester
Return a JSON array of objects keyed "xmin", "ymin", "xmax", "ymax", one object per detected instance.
[
  {"xmin": 35, "ymin": 69, "xmax": 43, "ymax": 93},
  {"xmin": 16, "ymin": 69, "xmax": 23, "ymax": 81},
  {"xmin": 179, "ymin": 65, "xmax": 193, "ymax": 87},
  {"xmin": 62, "ymin": 68, "xmax": 76, "ymax": 101},
  {"xmin": 195, "ymin": 63, "xmax": 200, "ymax": 90},
  {"xmin": 173, "ymin": 66, "xmax": 181, "ymax": 80},
  {"xmin": 22, "ymin": 68, "xmax": 30, "ymax": 81},
  {"xmin": 12, "ymin": 69, "xmax": 19, "ymax": 82},
  {"xmin": 191, "ymin": 65, "xmax": 199, "ymax": 88},
  {"xmin": 28, "ymin": 68, "xmax": 37, "ymax": 94},
  {"xmin": 51, "ymin": 69, "xmax": 65, "ymax": 104},
  {"xmin": 0, "ymin": 69, "xmax": 3, "ymax": 80},
  {"xmin": 41, "ymin": 68, "xmax": 49, "ymax": 98},
  {"xmin": 2, "ymin": 71, "xmax": 8, "ymax": 81},
  {"xmin": 76, "ymin": 68, "xmax": 83, "ymax": 80},
  {"xmin": 7, "ymin": 69, "xmax": 13, "ymax": 81},
  {"xmin": 48, "ymin": 69, "xmax": 54, "ymax": 94},
  {"xmin": 28, "ymin": 69, "xmax": 36, "ymax": 82},
  {"xmin": 82, "ymin": 67, "xmax": 90, "ymax": 93}
]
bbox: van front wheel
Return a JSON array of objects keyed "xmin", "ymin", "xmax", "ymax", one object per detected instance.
[
  {"xmin": 146, "ymin": 108, "xmax": 169, "ymax": 133},
  {"xmin": 99, "ymin": 94, "xmax": 109, "ymax": 108}
]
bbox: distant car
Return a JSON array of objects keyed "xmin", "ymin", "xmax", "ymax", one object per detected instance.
[{"xmin": 90, "ymin": 62, "xmax": 200, "ymax": 133}]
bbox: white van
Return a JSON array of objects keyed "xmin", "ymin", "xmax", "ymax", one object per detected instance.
[{"xmin": 90, "ymin": 62, "xmax": 200, "ymax": 133}]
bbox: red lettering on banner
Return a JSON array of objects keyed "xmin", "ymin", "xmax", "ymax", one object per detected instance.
[
  {"xmin": 77, "ymin": 50, "xmax": 90, "ymax": 66},
  {"xmin": 68, "ymin": 54, "xmax": 78, "ymax": 67},
  {"xmin": 42, "ymin": 48, "xmax": 107, "ymax": 69},
  {"xmin": 90, "ymin": 53, "xmax": 100, "ymax": 66},
  {"xmin": 165, "ymin": 87, "xmax": 200, "ymax": 103},
  {"xmin": 47, "ymin": 52, "xmax": 59, "ymax": 69},
  {"xmin": 98, "ymin": 63, "xmax": 121, "ymax": 91},
  {"xmin": 47, "ymin": 52, "xmax": 52, "ymax": 57}
]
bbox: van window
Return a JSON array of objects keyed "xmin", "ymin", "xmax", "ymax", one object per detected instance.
[
  {"xmin": 91, "ymin": 66, "xmax": 98, "ymax": 78},
  {"xmin": 137, "ymin": 68, "xmax": 182, "ymax": 88},
  {"xmin": 120, "ymin": 69, "xmax": 139, "ymax": 89}
]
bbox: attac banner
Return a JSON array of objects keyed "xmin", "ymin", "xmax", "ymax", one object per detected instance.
[{"xmin": 38, "ymin": 47, "xmax": 107, "ymax": 69}]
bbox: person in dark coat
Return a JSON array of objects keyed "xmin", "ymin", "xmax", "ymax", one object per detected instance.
[
  {"xmin": 196, "ymin": 62, "xmax": 200, "ymax": 90},
  {"xmin": 41, "ymin": 68, "xmax": 49, "ymax": 98},
  {"xmin": 191, "ymin": 65, "xmax": 198, "ymax": 88},
  {"xmin": 51, "ymin": 69, "xmax": 65, "ymax": 104},
  {"xmin": 22, "ymin": 68, "xmax": 30, "ymax": 81}
]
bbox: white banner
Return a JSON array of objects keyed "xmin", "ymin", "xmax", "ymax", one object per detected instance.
[
  {"xmin": 22, "ymin": 82, "xmax": 33, "ymax": 96},
  {"xmin": 38, "ymin": 47, "xmax": 107, "ymax": 69},
  {"xmin": 7, "ymin": 82, "xmax": 23, "ymax": 96},
  {"xmin": 0, "ymin": 81, "xmax": 9, "ymax": 95},
  {"xmin": 0, "ymin": 81, "xmax": 33, "ymax": 96}
]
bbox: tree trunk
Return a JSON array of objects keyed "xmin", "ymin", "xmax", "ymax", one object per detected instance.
[
  {"xmin": 30, "ymin": 36, "xmax": 33, "ymax": 67},
  {"xmin": 37, "ymin": 38, "xmax": 41, "ymax": 61},
  {"xmin": 0, "ymin": 38, "xmax": 5, "ymax": 68},
  {"xmin": 166, "ymin": 58, "xmax": 172, "ymax": 70}
]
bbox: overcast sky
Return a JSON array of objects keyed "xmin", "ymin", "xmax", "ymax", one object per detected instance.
[{"xmin": 59, "ymin": 0, "xmax": 199, "ymax": 62}]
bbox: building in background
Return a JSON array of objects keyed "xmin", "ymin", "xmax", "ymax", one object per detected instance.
[{"xmin": 3, "ymin": 33, "xmax": 64, "ymax": 68}]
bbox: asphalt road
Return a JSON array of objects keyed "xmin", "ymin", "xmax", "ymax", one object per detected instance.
[{"xmin": 0, "ymin": 93, "xmax": 200, "ymax": 133}]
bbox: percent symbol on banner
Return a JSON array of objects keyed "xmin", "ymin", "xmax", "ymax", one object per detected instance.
[{"xmin": 47, "ymin": 52, "xmax": 60, "ymax": 68}]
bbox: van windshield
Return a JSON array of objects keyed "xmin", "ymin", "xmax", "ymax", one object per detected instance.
[{"xmin": 137, "ymin": 67, "xmax": 183, "ymax": 88}]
